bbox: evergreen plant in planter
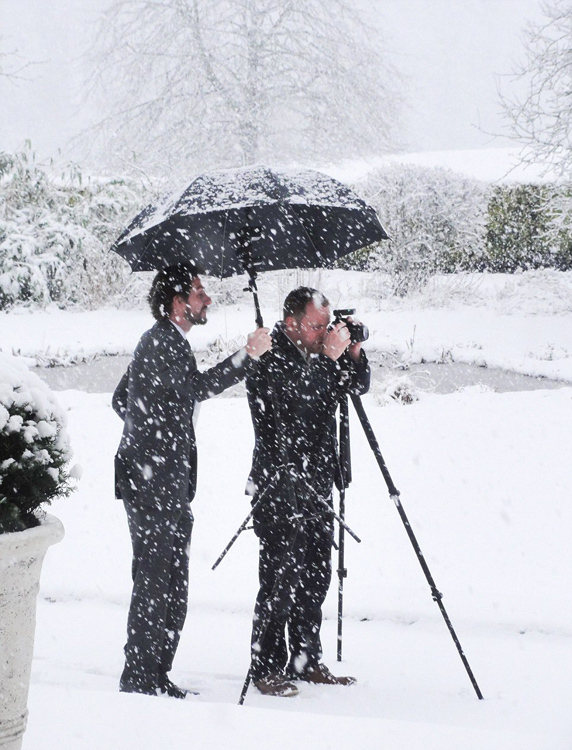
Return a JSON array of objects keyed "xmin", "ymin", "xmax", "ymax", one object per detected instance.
[{"xmin": 0, "ymin": 352, "xmax": 74, "ymax": 750}]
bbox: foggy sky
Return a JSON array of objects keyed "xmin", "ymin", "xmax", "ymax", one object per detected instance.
[{"xmin": 0, "ymin": 0, "xmax": 545, "ymax": 162}]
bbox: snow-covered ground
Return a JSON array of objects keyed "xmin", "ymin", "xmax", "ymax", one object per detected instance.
[
  {"xmin": 4, "ymin": 270, "xmax": 572, "ymax": 381},
  {"xmin": 2, "ymin": 269, "xmax": 571, "ymax": 749}
]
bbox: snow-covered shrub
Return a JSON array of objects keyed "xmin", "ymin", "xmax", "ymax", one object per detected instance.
[
  {"xmin": 485, "ymin": 183, "xmax": 572, "ymax": 272},
  {"xmin": 0, "ymin": 146, "xmax": 146, "ymax": 310},
  {"xmin": 346, "ymin": 164, "xmax": 490, "ymax": 295},
  {"xmin": 0, "ymin": 353, "xmax": 73, "ymax": 532},
  {"xmin": 371, "ymin": 372, "xmax": 421, "ymax": 406},
  {"xmin": 344, "ymin": 166, "xmax": 572, "ymax": 291}
]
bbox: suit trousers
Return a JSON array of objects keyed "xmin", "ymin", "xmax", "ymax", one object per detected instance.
[
  {"xmin": 120, "ymin": 501, "xmax": 194, "ymax": 690},
  {"xmin": 250, "ymin": 514, "xmax": 333, "ymax": 682}
]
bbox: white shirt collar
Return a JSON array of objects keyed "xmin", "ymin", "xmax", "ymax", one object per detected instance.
[{"xmin": 170, "ymin": 319, "xmax": 188, "ymax": 339}]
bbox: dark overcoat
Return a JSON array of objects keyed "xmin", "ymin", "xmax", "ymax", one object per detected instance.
[
  {"xmin": 113, "ymin": 318, "xmax": 253, "ymax": 513},
  {"xmin": 245, "ymin": 322, "xmax": 370, "ymax": 525}
]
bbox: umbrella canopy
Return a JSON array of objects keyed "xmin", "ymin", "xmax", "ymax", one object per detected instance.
[{"xmin": 111, "ymin": 166, "xmax": 388, "ymax": 277}]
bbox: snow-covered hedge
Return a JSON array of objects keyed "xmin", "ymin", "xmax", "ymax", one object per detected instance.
[
  {"xmin": 349, "ymin": 164, "xmax": 490, "ymax": 294},
  {"xmin": 485, "ymin": 183, "xmax": 572, "ymax": 272},
  {"xmin": 347, "ymin": 165, "xmax": 572, "ymax": 291},
  {"xmin": 0, "ymin": 147, "xmax": 144, "ymax": 310},
  {"xmin": 0, "ymin": 353, "xmax": 73, "ymax": 532},
  {"xmin": 1, "ymin": 148, "xmax": 571, "ymax": 307}
]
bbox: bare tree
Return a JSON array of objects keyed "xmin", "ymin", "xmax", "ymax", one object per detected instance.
[
  {"xmin": 500, "ymin": 0, "xmax": 572, "ymax": 178},
  {"xmin": 85, "ymin": 0, "xmax": 402, "ymax": 178},
  {"xmin": 0, "ymin": 38, "xmax": 34, "ymax": 83}
]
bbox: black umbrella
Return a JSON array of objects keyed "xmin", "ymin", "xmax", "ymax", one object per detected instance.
[{"xmin": 112, "ymin": 165, "xmax": 388, "ymax": 324}]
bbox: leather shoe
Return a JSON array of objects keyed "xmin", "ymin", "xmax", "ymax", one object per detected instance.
[
  {"xmin": 158, "ymin": 676, "xmax": 197, "ymax": 699},
  {"xmin": 119, "ymin": 680, "xmax": 158, "ymax": 696},
  {"xmin": 297, "ymin": 663, "xmax": 356, "ymax": 686},
  {"xmin": 254, "ymin": 673, "xmax": 299, "ymax": 697}
]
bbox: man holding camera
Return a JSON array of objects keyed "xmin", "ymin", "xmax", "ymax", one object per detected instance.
[
  {"xmin": 113, "ymin": 263, "xmax": 271, "ymax": 699},
  {"xmin": 245, "ymin": 286, "xmax": 370, "ymax": 697}
]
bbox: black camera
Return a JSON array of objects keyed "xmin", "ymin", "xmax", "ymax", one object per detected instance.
[{"xmin": 333, "ymin": 308, "xmax": 369, "ymax": 344}]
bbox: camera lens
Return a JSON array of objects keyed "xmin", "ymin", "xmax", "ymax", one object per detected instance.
[{"xmin": 348, "ymin": 321, "xmax": 368, "ymax": 344}]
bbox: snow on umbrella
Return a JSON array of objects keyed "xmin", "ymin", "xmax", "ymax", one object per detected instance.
[{"xmin": 111, "ymin": 165, "xmax": 388, "ymax": 277}]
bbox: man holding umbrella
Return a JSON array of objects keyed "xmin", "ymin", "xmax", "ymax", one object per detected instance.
[
  {"xmin": 245, "ymin": 286, "xmax": 370, "ymax": 697},
  {"xmin": 112, "ymin": 262, "xmax": 271, "ymax": 699}
]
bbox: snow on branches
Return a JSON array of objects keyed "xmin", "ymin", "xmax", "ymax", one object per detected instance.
[
  {"xmin": 500, "ymin": 0, "xmax": 572, "ymax": 178},
  {"xmin": 348, "ymin": 164, "xmax": 490, "ymax": 294},
  {"xmin": 86, "ymin": 0, "xmax": 403, "ymax": 179},
  {"xmin": 0, "ymin": 147, "xmax": 143, "ymax": 310}
]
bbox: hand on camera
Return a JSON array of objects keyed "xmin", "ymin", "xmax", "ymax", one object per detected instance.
[
  {"xmin": 322, "ymin": 321, "xmax": 351, "ymax": 361},
  {"xmin": 246, "ymin": 327, "xmax": 272, "ymax": 359},
  {"xmin": 345, "ymin": 317, "xmax": 363, "ymax": 361}
]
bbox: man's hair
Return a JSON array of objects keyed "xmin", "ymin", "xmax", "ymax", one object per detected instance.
[
  {"xmin": 148, "ymin": 262, "xmax": 203, "ymax": 321},
  {"xmin": 282, "ymin": 286, "xmax": 329, "ymax": 321}
]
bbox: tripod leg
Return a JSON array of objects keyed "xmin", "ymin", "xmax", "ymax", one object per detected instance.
[
  {"xmin": 239, "ymin": 523, "xmax": 301, "ymax": 705},
  {"xmin": 350, "ymin": 394, "xmax": 484, "ymax": 700},
  {"xmin": 212, "ymin": 508, "xmax": 255, "ymax": 571},
  {"xmin": 239, "ymin": 668, "xmax": 253, "ymax": 706},
  {"xmin": 337, "ymin": 394, "xmax": 351, "ymax": 662},
  {"xmin": 212, "ymin": 469, "xmax": 283, "ymax": 570},
  {"xmin": 310, "ymin": 493, "xmax": 361, "ymax": 543},
  {"xmin": 337, "ymin": 487, "xmax": 346, "ymax": 662}
]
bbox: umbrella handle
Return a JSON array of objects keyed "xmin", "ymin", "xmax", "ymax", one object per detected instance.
[
  {"xmin": 242, "ymin": 268, "xmax": 263, "ymax": 327},
  {"xmin": 236, "ymin": 220, "xmax": 264, "ymax": 328},
  {"xmin": 250, "ymin": 276, "xmax": 264, "ymax": 328}
]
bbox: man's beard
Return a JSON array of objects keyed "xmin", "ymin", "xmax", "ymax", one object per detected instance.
[{"xmin": 185, "ymin": 305, "xmax": 208, "ymax": 326}]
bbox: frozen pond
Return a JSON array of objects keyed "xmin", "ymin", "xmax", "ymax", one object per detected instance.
[
  {"xmin": 33, "ymin": 353, "xmax": 569, "ymax": 395},
  {"xmin": 381, "ymin": 361, "xmax": 569, "ymax": 394}
]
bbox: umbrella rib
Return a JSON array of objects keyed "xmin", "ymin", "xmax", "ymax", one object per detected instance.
[
  {"xmin": 277, "ymin": 202, "xmax": 323, "ymax": 265},
  {"xmin": 134, "ymin": 221, "xmax": 173, "ymax": 271},
  {"xmin": 221, "ymin": 213, "xmax": 229, "ymax": 279},
  {"xmin": 132, "ymin": 173, "xmax": 203, "ymax": 271}
]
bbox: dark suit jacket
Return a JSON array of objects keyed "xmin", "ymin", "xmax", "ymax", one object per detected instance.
[
  {"xmin": 113, "ymin": 318, "xmax": 254, "ymax": 514},
  {"xmin": 245, "ymin": 322, "xmax": 370, "ymax": 525}
]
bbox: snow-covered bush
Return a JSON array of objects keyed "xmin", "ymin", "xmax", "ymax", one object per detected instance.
[
  {"xmin": 0, "ymin": 146, "xmax": 146, "ymax": 310},
  {"xmin": 347, "ymin": 164, "xmax": 490, "ymax": 294},
  {"xmin": 485, "ymin": 183, "xmax": 572, "ymax": 272},
  {"xmin": 344, "ymin": 166, "xmax": 572, "ymax": 289},
  {"xmin": 0, "ymin": 353, "xmax": 73, "ymax": 533},
  {"xmin": 371, "ymin": 372, "xmax": 421, "ymax": 406}
]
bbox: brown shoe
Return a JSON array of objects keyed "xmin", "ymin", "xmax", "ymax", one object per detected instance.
[
  {"xmin": 299, "ymin": 663, "xmax": 356, "ymax": 686},
  {"xmin": 254, "ymin": 673, "xmax": 299, "ymax": 697}
]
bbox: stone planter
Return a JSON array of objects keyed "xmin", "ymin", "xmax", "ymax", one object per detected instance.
[{"xmin": 0, "ymin": 515, "xmax": 64, "ymax": 750}]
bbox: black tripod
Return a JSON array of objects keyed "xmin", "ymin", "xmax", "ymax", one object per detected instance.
[
  {"xmin": 212, "ymin": 434, "xmax": 362, "ymax": 705},
  {"xmin": 335, "ymin": 391, "xmax": 484, "ymax": 700},
  {"xmin": 225, "ymin": 234, "xmax": 482, "ymax": 701}
]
